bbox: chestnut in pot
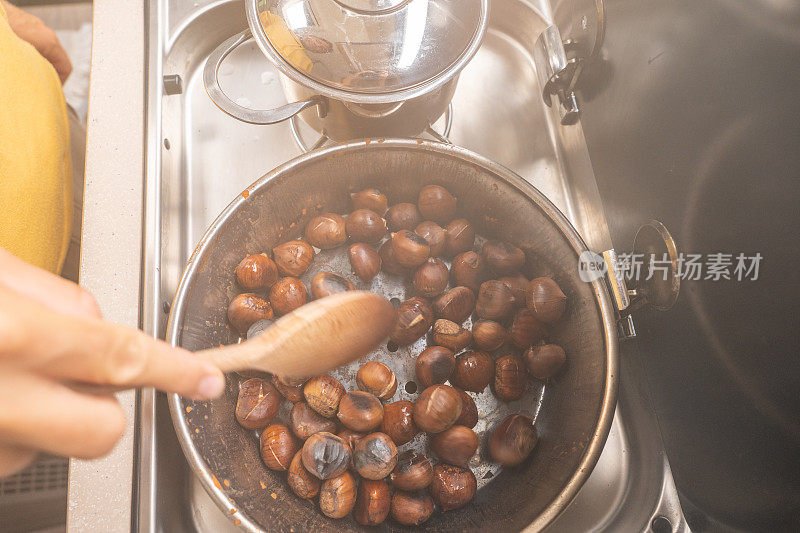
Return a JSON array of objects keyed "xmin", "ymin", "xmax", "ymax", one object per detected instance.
[
  {"xmin": 354, "ymin": 432, "xmax": 398, "ymax": 480},
  {"xmin": 356, "ymin": 361, "xmax": 397, "ymax": 401},
  {"xmin": 338, "ymin": 391, "xmax": 384, "ymax": 433},
  {"xmin": 235, "ymin": 378, "xmax": 281, "ymax": 430},
  {"xmin": 493, "ymin": 354, "xmax": 527, "ymax": 402},
  {"xmin": 488, "ymin": 414, "xmax": 538, "ymax": 466},
  {"xmin": 259, "ymin": 424, "xmax": 298, "ymax": 471},
  {"xmin": 391, "ymin": 490, "xmax": 435, "ymax": 526},
  {"xmin": 389, "ymin": 296, "xmax": 434, "ymax": 346},
  {"xmin": 526, "ymin": 276, "xmax": 567, "ymax": 323},
  {"xmin": 415, "ymin": 346, "xmax": 455, "ymax": 389},
  {"xmin": 348, "ymin": 242, "xmax": 381, "ymax": 281},
  {"xmin": 413, "ymin": 258, "xmax": 449, "ymax": 297},
  {"xmin": 499, "ymin": 274, "xmax": 529, "ymax": 308},
  {"xmin": 429, "ymin": 464, "xmax": 477, "ymax": 511},
  {"xmin": 227, "ymin": 293, "xmax": 273, "ymax": 336},
  {"xmin": 454, "ymin": 388, "xmax": 478, "ymax": 429},
  {"xmin": 432, "ymin": 319, "xmax": 472, "ymax": 352},
  {"xmin": 272, "ymin": 239, "xmax": 314, "ymax": 277},
  {"xmin": 301, "ymin": 432, "xmax": 351, "ymax": 480},
  {"xmin": 452, "ymin": 351, "xmax": 495, "ymax": 393},
  {"xmin": 303, "ymin": 374, "xmax": 346, "ymax": 418},
  {"xmin": 509, "ymin": 308, "xmax": 548, "ymax": 348},
  {"xmin": 304, "ymin": 212, "xmax": 347, "ymax": 249},
  {"xmin": 309, "ymin": 271, "xmax": 354, "ymax": 300},
  {"xmin": 524, "ymin": 343, "xmax": 567, "ymax": 379},
  {"xmin": 386, "ymin": 203, "xmax": 421, "ymax": 232},
  {"xmin": 351, "ymin": 188, "xmax": 388, "ymax": 214},
  {"xmin": 272, "ymin": 374, "xmax": 305, "ymax": 402},
  {"xmin": 246, "ymin": 318, "xmax": 273, "ymax": 340},
  {"xmin": 381, "ymin": 400, "xmax": 419, "ymax": 445},
  {"xmin": 268, "ymin": 277, "xmax": 307, "ymax": 316},
  {"xmin": 476, "ymin": 279, "xmax": 516, "ymax": 321},
  {"xmin": 391, "ymin": 450, "xmax": 434, "ymax": 491},
  {"xmin": 444, "ymin": 218, "xmax": 475, "ymax": 257},
  {"xmin": 337, "ymin": 427, "xmax": 365, "ymax": 468},
  {"xmin": 354, "ymin": 478, "xmax": 391, "ymax": 526},
  {"xmin": 346, "ymin": 208, "xmax": 386, "ymax": 244},
  {"xmin": 417, "ymin": 184, "xmax": 457, "ymax": 225},
  {"xmin": 431, "ymin": 425, "xmax": 479, "ymax": 467},
  {"xmin": 290, "ymin": 401, "xmax": 337, "ymax": 440},
  {"xmin": 412, "ymin": 384, "xmax": 462, "ymax": 433},
  {"xmin": 287, "ymin": 450, "xmax": 320, "ymax": 499},
  {"xmin": 450, "ymin": 250, "xmax": 487, "ymax": 293},
  {"xmin": 319, "ymin": 471, "xmax": 357, "ymax": 519},
  {"xmin": 234, "ymin": 253, "xmax": 278, "ymax": 290},
  {"xmin": 472, "ymin": 319, "xmax": 507, "ymax": 351},
  {"xmin": 415, "ymin": 221, "xmax": 446, "ymax": 257},
  {"xmin": 433, "ymin": 286, "xmax": 476, "ymax": 323},
  {"xmin": 378, "ymin": 240, "xmax": 408, "ymax": 276},
  {"xmin": 391, "ymin": 229, "xmax": 430, "ymax": 268},
  {"xmin": 482, "ymin": 240, "xmax": 526, "ymax": 276}
]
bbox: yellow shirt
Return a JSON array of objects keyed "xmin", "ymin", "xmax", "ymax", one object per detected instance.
[{"xmin": 0, "ymin": 4, "xmax": 72, "ymax": 274}]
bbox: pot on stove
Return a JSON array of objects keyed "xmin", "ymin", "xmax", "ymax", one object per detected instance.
[{"xmin": 203, "ymin": 0, "xmax": 488, "ymax": 141}]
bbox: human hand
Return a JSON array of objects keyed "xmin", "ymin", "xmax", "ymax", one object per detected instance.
[
  {"xmin": 2, "ymin": 0, "xmax": 72, "ymax": 83},
  {"xmin": 0, "ymin": 249, "xmax": 226, "ymax": 476}
]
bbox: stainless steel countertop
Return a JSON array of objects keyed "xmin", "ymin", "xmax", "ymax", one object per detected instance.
[{"xmin": 66, "ymin": 0, "xmax": 145, "ymax": 529}]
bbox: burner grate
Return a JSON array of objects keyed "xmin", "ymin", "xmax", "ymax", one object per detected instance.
[{"xmin": 0, "ymin": 454, "xmax": 68, "ymax": 497}]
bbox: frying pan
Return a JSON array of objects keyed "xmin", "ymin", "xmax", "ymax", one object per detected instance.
[{"xmin": 168, "ymin": 139, "xmax": 618, "ymax": 531}]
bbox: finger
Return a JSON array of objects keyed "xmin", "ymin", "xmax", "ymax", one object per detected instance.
[
  {"xmin": 0, "ymin": 248, "xmax": 102, "ymax": 319},
  {"xmin": 0, "ymin": 368, "xmax": 126, "ymax": 459},
  {"xmin": 0, "ymin": 285, "xmax": 226, "ymax": 400},
  {"xmin": 43, "ymin": 40, "xmax": 72, "ymax": 83},
  {"xmin": 0, "ymin": 443, "xmax": 37, "ymax": 478}
]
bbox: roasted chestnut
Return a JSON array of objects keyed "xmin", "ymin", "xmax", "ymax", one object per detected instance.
[
  {"xmin": 354, "ymin": 478, "xmax": 391, "ymax": 526},
  {"xmin": 493, "ymin": 354, "xmax": 527, "ymax": 402},
  {"xmin": 346, "ymin": 209, "xmax": 387, "ymax": 244},
  {"xmin": 288, "ymin": 450, "xmax": 321, "ymax": 499},
  {"xmin": 432, "ymin": 319, "xmax": 472, "ymax": 352},
  {"xmin": 482, "ymin": 240, "xmax": 526, "ymax": 276},
  {"xmin": 353, "ymin": 432, "xmax": 398, "ymax": 480},
  {"xmin": 290, "ymin": 401, "xmax": 337, "ymax": 440},
  {"xmin": 472, "ymin": 319, "xmax": 507, "ymax": 351},
  {"xmin": 228, "ymin": 293, "xmax": 273, "ymax": 336},
  {"xmin": 235, "ymin": 378, "xmax": 281, "ymax": 430},
  {"xmin": 235, "ymin": 253, "xmax": 278, "ymax": 290},
  {"xmin": 389, "ymin": 296, "xmax": 434, "ymax": 346},
  {"xmin": 412, "ymin": 384, "xmax": 462, "ymax": 433},
  {"xmin": 272, "ymin": 374, "xmax": 305, "ymax": 402},
  {"xmin": 418, "ymin": 184, "xmax": 457, "ymax": 225},
  {"xmin": 413, "ymin": 258, "xmax": 449, "ymax": 297},
  {"xmin": 304, "ymin": 212, "xmax": 347, "ymax": 249},
  {"xmin": 525, "ymin": 277, "xmax": 567, "ymax": 323},
  {"xmin": 523, "ymin": 343, "xmax": 566, "ymax": 379},
  {"xmin": 319, "ymin": 471, "xmax": 357, "ymax": 519},
  {"xmin": 246, "ymin": 318, "xmax": 273, "ymax": 339},
  {"xmin": 390, "ymin": 451, "xmax": 434, "ymax": 491},
  {"xmin": 391, "ymin": 229, "xmax": 430, "ymax": 268},
  {"xmin": 509, "ymin": 308, "xmax": 548, "ymax": 348},
  {"xmin": 386, "ymin": 203, "xmax": 421, "ymax": 232},
  {"xmin": 454, "ymin": 388, "xmax": 478, "ymax": 429},
  {"xmin": 304, "ymin": 374, "xmax": 346, "ymax": 418},
  {"xmin": 337, "ymin": 427, "xmax": 365, "ymax": 468},
  {"xmin": 488, "ymin": 414, "xmax": 538, "ymax": 466},
  {"xmin": 351, "ymin": 188, "xmax": 388, "ymax": 214},
  {"xmin": 450, "ymin": 251, "xmax": 486, "ymax": 293},
  {"xmin": 381, "ymin": 400, "xmax": 419, "ymax": 445},
  {"xmin": 476, "ymin": 279, "xmax": 516, "ymax": 320},
  {"xmin": 268, "ymin": 276, "xmax": 308, "ymax": 316},
  {"xmin": 272, "ymin": 239, "xmax": 314, "ymax": 277},
  {"xmin": 302, "ymin": 432, "xmax": 351, "ymax": 480},
  {"xmin": 378, "ymin": 240, "xmax": 408, "ymax": 276},
  {"xmin": 391, "ymin": 490, "xmax": 435, "ymax": 526},
  {"xmin": 415, "ymin": 346, "xmax": 455, "ymax": 389},
  {"xmin": 444, "ymin": 218, "xmax": 475, "ymax": 257},
  {"xmin": 338, "ymin": 391, "xmax": 384, "ymax": 432},
  {"xmin": 433, "ymin": 286, "xmax": 476, "ymax": 323},
  {"xmin": 348, "ymin": 243, "xmax": 381, "ymax": 281},
  {"xmin": 356, "ymin": 361, "xmax": 397, "ymax": 401},
  {"xmin": 310, "ymin": 271, "xmax": 354, "ymax": 299},
  {"xmin": 259, "ymin": 424, "xmax": 298, "ymax": 471},
  {"xmin": 429, "ymin": 464, "xmax": 477, "ymax": 511},
  {"xmin": 451, "ymin": 351, "xmax": 494, "ymax": 393},
  {"xmin": 499, "ymin": 274, "xmax": 528, "ymax": 308},
  {"xmin": 431, "ymin": 425, "xmax": 479, "ymax": 467},
  {"xmin": 415, "ymin": 221, "xmax": 446, "ymax": 257}
]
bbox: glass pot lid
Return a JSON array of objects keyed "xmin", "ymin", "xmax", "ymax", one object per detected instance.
[{"xmin": 247, "ymin": 0, "xmax": 488, "ymax": 101}]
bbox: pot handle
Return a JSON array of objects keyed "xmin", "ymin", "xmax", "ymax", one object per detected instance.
[{"xmin": 203, "ymin": 30, "xmax": 327, "ymax": 125}]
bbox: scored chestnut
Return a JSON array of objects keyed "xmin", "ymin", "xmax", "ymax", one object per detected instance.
[
  {"xmin": 431, "ymin": 425, "xmax": 479, "ymax": 467},
  {"xmin": 488, "ymin": 414, "xmax": 538, "ymax": 466},
  {"xmin": 499, "ymin": 274, "xmax": 529, "ymax": 308},
  {"xmin": 472, "ymin": 319, "xmax": 507, "ymax": 351},
  {"xmin": 415, "ymin": 221, "xmax": 446, "ymax": 257},
  {"xmin": 304, "ymin": 212, "xmax": 347, "ymax": 249},
  {"xmin": 523, "ymin": 343, "xmax": 566, "ymax": 379},
  {"xmin": 289, "ymin": 401, "xmax": 337, "ymax": 440},
  {"xmin": 351, "ymin": 188, "xmax": 388, "ymax": 214},
  {"xmin": 429, "ymin": 464, "xmax": 477, "ymax": 511},
  {"xmin": 348, "ymin": 243, "xmax": 381, "ymax": 282},
  {"xmin": 356, "ymin": 361, "xmax": 397, "ymax": 401},
  {"xmin": 272, "ymin": 239, "xmax": 314, "ymax": 277},
  {"xmin": 444, "ymin": 218, "xmax": 475, "ymax": 257},
  {"xmin": 432, "ymin": 319, "xmax": 472, "ymax": 353},
  {"xmin": 433, "ymin": 286, "xmax": 476, "ymax": 323},
  {"xmin": 389, "ymin": 296, "xmax": 434, "ymax": 346},
  {"xmin": 391, "ymin": 229, "xmax": 430, "ymax": 268},
  {"xmin": 391, "ymin": 451, "xmax": 434, "ymax": 491},
  {"xmin": 413, "ymin": 258, "xmax": 449, "ymax": 297},
  {"xmin": 526, "ymin": 277, "xmax": 567, "ymax": 323},
  {"xmin": 235, "ymin": 378, "xmax": 281, "ymax": 430},
  {"xmin": 381, "ymin": 400, "xmax": 419, "ymax": 445},
  {"xmin": 415, "ymin": 346, "xmax": 455, "ymax": 389},
  {"xmin": 272, "ymin": 374, "xmax": 305, "ymax": 402},
  {"xmin": 246, "ymin": 318, "xmax": 273, "ymax": 340},
  {"xmin": 338, "ymin": 391, "xmax": 384, "ymax": 433},
  {"xmin": 412, "ymin": 384, "xmax": 462, "ymax": 434},
  {"xmin": 337, "ymin": 427, "xmax": 365, "ymax": 468},
  {"xmin": 482, "ymin": 240, "xmax": 526, "ymax": 276},
  {"xmin": 450, "ymin": 251, "xmax": 486, "ymax": 293},
  {"xmin": 353, "ymin": 478, "xmax": 391, "ymax": 526},
  {"xmin": 310, "ymin": 271, "xmax": 354, "ymax": 300},
  {"xmin": 319, "ymin": 471, "xmax": 357, "ymax": 519},
  {"xmin": 269, "ymin": 276, "xmax": 308, "ymax": 316},
  {"xmin": 451, "ymin": 351, "xmax": 495, "ymax": 393},
  {"xmin": 234, "ymin": 253, "xmax": 278, "ymax": 290},
  {"xmin": 302, "ymin": 432, "xmax": 351, "ymax": 480},
  {"xmin": 476, "ymin": 279, "xmax": 516, "ymax": 320},
  {"xmin": 391, "ymin": 490, "xmax": 435, "ymax": 526},
  {"xmin": 493, "ymin": 354, "xmax": 527, "ymax": 402},
  {"xmin": 509, "ymin": 308, "xmax": 548, "ymax": 348},
  {"xmin": 288, "ymin": 450, "xmax": 321, "ymax": 499},
  {"xmin": 418, "ymin": 184, "xmax": 457, "ymax": 225},
  {"xmin": 386, "ymin": 203, "xmax": 421, "ymax": 232},
  {"xmin": 228, "ymin": 293, "xmax": 273, "ymax": 336},
  {"xmin": 454, "ymin": 388, "xmax": 478, "ymax": 429},
  {"xmin": 346, "ymin": 208, "xmax": 387, "ymax": 244},
  {"xmin": 378, "ymin": 240, "xmax": 408, "ymax": 276},
  {"xmin": 353, "ymin": 432, "xmax": 398, "ymax": 480},
  {"xmin": 260, "ymin": 424, "xmax": 298, "ymax": 471},
  {"xmin": 304, "ymin": 374, "xmax": 346, "ymax": 418}
]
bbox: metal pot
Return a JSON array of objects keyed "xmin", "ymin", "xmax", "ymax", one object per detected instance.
[
  {"xmin": 168, "ymin": 139, "xmax": 618, "ymax": 531},
  {"xmin": 204, "ymin": 0, "xmax": 488, "ymax": 141}
]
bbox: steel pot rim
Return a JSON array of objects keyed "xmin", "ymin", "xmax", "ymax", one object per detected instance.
[{"xmin": 167, "ymin": 138, "xmax": 619, "ymax": 532}]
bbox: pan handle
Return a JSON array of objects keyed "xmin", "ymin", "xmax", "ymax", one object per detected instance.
[{"xmin": 203, "ymin": 30, "xmax": 327, "ymax": 125}]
